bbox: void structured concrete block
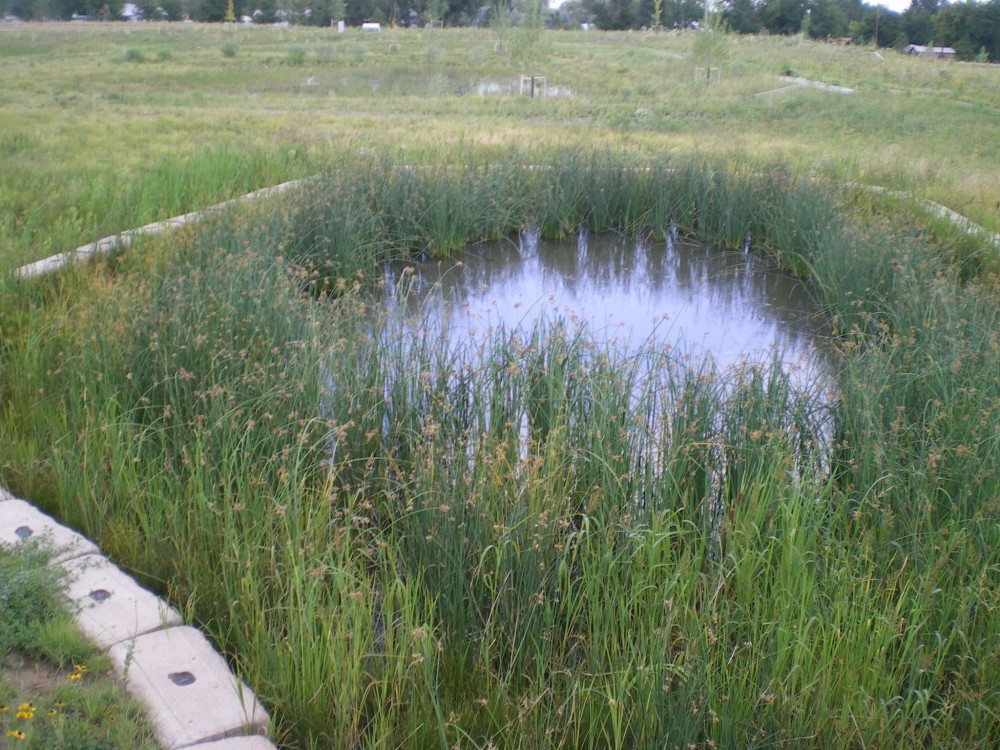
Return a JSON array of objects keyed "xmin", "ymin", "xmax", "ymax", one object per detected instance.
[
  {"xmin": 61, "ymin": 553, "xmax": 183, "ymax": 650},
  {"xmin": 0, "ymin": 498, "xmax": 100, "ymax": 562},
  {"xmin": 108, "ymin": 626, "xmax": 269, "ymax": 749},
  {"xmin": 183, "ymin": 735, "xmax": 277, "ymax": 750}
]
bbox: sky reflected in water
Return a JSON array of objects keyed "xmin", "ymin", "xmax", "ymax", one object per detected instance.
[{"xmin": 384, "ymin": 229, "xmax": 830, "ymax": 387}]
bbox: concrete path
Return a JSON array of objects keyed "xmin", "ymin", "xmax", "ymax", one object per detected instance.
[{"xmin": 0, "ymin": 489, "xmax": 277, "ymax": 750}]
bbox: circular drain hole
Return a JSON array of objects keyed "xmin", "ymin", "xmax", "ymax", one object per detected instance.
[
  {"xmin": 89, "ymin": 589, "xmax": 111, "ymax": 602},
  {"xmin": 14, "ymin": 526, "xmax": 34, "ymax": 539},
  {"xmin": 168, "ymin": 671, "xmax": 196, "ymax": 686}
]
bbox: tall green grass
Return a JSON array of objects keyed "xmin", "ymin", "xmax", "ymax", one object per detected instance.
[
  {"xmin": 1, "ymin": 143, "xmax": 317, "ymax": 268},
  {"xmin": 1, "ymin": 156, "xmax": 998, "ymax": 749}
]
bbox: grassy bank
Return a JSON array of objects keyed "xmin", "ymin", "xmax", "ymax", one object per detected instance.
[
  {"xmin": 3, "ymin": 24, "xmax": 1000, "ymax": 268},
  {"xmin": 1, "ymin": 158, "xmax": 998, "ymax": 748}
]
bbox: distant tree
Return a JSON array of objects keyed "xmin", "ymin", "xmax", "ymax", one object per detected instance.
[
  {"xmin": 761, "ymin": 0, "xmax": 806, "ymax": 35},
  {"xmin": 313, "ymin": 0, "xmax": 346, "ymax": 24},
  {"xmin": 968, "ymin": 1, "xmax": 1000, "ymax": 61},
  {"xmin": 661, "ymin": 0, "xmax": 702, "ymax": 28},
  {"xmin": 902, "ymin": 5, "xmax": 934, "ymax": 44},
  {"xmin": 582, "ymin": 0, "xmax": 635, "ymax": 29},
  {"xmin": 84, "ymin": 0, "xmax": 122, "ymax": 17},
  {"xmin": 141, "ymin": 0, "xmax": 183, "ymax": 19},
  {"xmin": 346, "ymin": 0, "xmax": 385, "ymax": 24},
  {"xmin": 722, "ymin": 0, "xmax": 761, "ymax": 34},
  {"xmin": 6, "ymin": 0, "xmax": 57, "ymax": 19},
  {"xmin": 555, "ymin": 0, "xmax": 590, "ymax": 27},
  {"xmin": 512, "ymin": 0, "xmax": 549, "ymax": 71},
  {"xmin": 190, "ymin": 0, "xmax": 237, "ymax": 21},
  {"xmin": 251, "ymin": 0, "xmax": 275, "ymax": 22},
  {"xmin": 807, "ymin": 0, "xmax": 847, "ymax": 39},
  {"xmin": 489, "ymin": 0, "xmax": 511, "ymax": 51},
  {"xmin": 952, "ymin": 34, "xmax": 974, "ymax": 60},
  {"xmin": 691, "ymin": 15, "xmax": 729, "ymax": 77},
  {"xmin": 425, "ymin": 0, "xmax": 447, "ymax": 24}
]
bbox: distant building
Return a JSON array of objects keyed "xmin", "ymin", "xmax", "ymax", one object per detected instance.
[{"xmin": 903, "ymin": 44, "xmax": 956, "ymax": 59}]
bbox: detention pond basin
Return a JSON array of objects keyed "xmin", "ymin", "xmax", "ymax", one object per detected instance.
[{"xmin": 383, "ymin": 229, "xmax": 831, "ymax": 391}]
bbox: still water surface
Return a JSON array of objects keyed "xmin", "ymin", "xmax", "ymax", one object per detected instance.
[{"xmin": 384, "ymin": 230, "xmax": 828, "ymax": 386}]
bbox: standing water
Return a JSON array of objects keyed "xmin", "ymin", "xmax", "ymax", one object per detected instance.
[{"xmin": 382, "ymin": 229, "xmax": 830, "ymax": 389}]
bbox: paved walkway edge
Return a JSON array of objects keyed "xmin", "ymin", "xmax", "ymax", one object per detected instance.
[{"xmin": 0, "ymin": 489, "xmax": 277, "ymax": 750}]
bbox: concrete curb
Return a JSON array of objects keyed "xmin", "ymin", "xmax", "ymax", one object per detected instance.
[
  {"xmin": 13, "ymin": 179, "xmax": 307, "ymax": 280},
  {"xmin": 0, "ymin": 491, "xmax": 277, "ymax": 750},
  {"xmin": 12, "ymin": 172, "xmax": 1000, "ymax": 282}
]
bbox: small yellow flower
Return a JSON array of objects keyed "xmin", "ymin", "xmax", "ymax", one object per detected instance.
[
  {"xmin": 16, "ymin": 704, "xmax": 32, "ymax": 712},
  {"xmin": 73, "ymin": 664, "xmax": 87, "ymax": 673},
  {"xmin": 15, "ymin": 708, "xmax": 34, "ymax": 720},
  {"xmin": 0, "ymin": 705, "xmax": 8, "ymax": 712},
  {"xmin": 6, "ymin": 729, "xmax": 26, "ymax": 740},
  {"xmin": 67, "ymin": 672, "xmax": 83, "ymax": 680}
]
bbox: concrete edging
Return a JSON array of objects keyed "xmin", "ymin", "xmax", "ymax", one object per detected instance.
[
  {"xmin": 13, "ymin": 179, "xmax": 307, "ymax": 280},
  {"xmin": 11, "ymin": 172, "xmax": 1000, "ymax": 282},
  {"xmin": 0, "ymin": 489, "xmax": 276, "ymax": 750}
]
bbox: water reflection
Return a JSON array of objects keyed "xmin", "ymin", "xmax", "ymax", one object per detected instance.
[{"xmin": 384, "ymin": 229, "xmax": 828, "ymax": 387}]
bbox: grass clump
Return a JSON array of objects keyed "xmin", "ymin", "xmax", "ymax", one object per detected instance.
[
  {"xmin": 1, "ymin": 156, "xmax": 999, "ymax": 749},
  {"xmin": 121, "ymin": 48, "xmax": 145, "ymax": 63},
  {"xmin": 0, "ymin": 542, "xmax": 161, "ymax": 750}
]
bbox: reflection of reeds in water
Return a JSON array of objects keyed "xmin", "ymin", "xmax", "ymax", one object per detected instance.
[{"xmin": 3, "ymin": 156, "xmax": 999, "ymax": 749}]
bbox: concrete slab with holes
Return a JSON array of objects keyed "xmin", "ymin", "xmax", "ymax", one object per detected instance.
[
  {"xmin": 61, "ymin": 553, "xmax": 185, "ymax": 651},
  {"xmin": 0, "ymin": 497, "xmax": 100, "ymax": 563},
  {"xmin": 108, "ymin": 626, "xmax": 269, "ymax": 749},
  {"xmin": 2, "ymin": 490, "xmax": 277, "ymax": 750}
]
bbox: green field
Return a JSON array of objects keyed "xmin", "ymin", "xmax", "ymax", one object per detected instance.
[
  {"xmin": 2, "ymin": 22, "xmax": 1000, "ymax": 268},
  {"xmin": 2, "ymin": 23, "xmax": 999, "ymax": 750}
]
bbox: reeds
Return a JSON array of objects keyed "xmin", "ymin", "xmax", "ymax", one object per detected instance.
[{"xmin": 2, "ymin": 156, "xmax": 998, "ymax": 749}]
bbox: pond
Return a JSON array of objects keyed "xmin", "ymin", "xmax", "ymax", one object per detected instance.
[{"xmin": 382, "ymin": 229, "xmax": 830, "ymax": 392}]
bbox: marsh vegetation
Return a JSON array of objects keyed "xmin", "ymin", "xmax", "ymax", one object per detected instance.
[{"xmin": 1, "ymin": 24, "xmax": 999, "ymax": 750}]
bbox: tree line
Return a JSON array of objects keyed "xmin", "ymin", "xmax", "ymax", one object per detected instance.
[
  {"xmin": 2, "ymin": 0, "xmax": 997, "ymax": 62},
  {"xmin": 718, "ymin": 0, "xmax": 1000, "ymax": 59}
]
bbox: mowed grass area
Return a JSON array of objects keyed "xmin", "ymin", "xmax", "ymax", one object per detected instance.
[
  {"xmin": 2, "ymin": 22, "xmax": 1000, "ymax": 750},
  {"xmin": 2, "ymin": 23, "xmax": 1000, "ymax": 267}
]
